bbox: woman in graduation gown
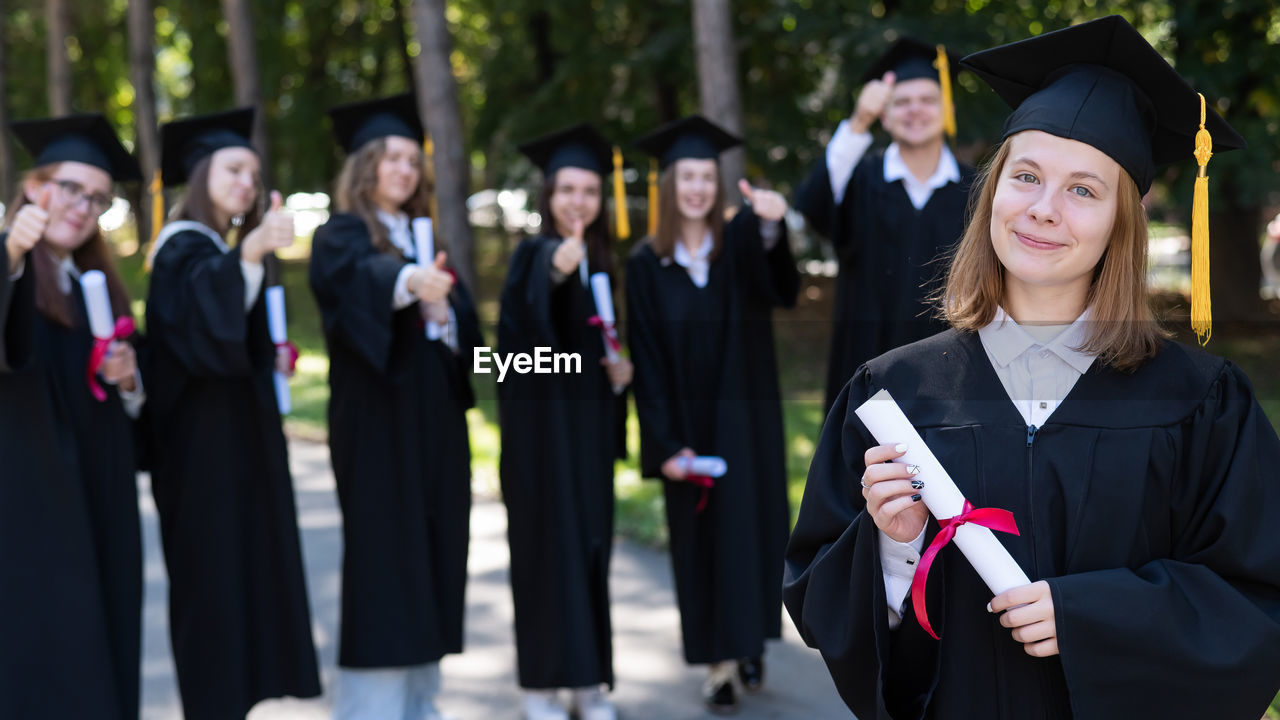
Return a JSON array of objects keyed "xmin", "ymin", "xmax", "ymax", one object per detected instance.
[
  {"xmin": 308, "ymin": 94, "xmax": 483, "ymax": 720},
  {"xmin": 496, "ymin": 122, "xmax": 633, "ymax": 720},
  {"xmin": 793, "ymin": 39, "xmax": 974, "ymax": 410},
  {"xmin": 145, "ymin": 108, "xmax": 320, "ymax": 720},
  {"xmin": 784, "ymin": 16, "xmax": 1280, "ymax": 720},
  {"xmin": 0, "ymin": 115, "xmax": 144, "ymax": 720},
  {"xmin": 626, "ymin": 116, "xmax": 799, "ymax": 714}
]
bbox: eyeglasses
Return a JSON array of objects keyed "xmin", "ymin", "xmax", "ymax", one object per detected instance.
[{"xmin": 48, "ymin": 179, "xmax": 115, "ymax": 216}]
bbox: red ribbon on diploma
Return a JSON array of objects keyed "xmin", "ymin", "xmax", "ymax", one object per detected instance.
[
  {"xmin": 586, "ymin": 315, "xmax": 621, "ymax": 354},
  {"xmin": 910, "ymin": 500, "xmax": 1021, "ymax": 640},
  {"xmin": 86, "ymin": 316, "xmax": 136, "ymax": 402},
  {"xmin": 276, "ymin": 339, "xmax": 299, "ymax": 373},
  {"xmin": 686, "ymin": 474, "xmax": 714, "ymax": 513}
]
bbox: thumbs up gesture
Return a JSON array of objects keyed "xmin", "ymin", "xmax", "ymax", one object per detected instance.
[
  {"xmin": 851, "ymin": 70, "xmax": 896, "ymax": 134},
  {"xmin": 241, "ymin": 190, "xmax": 295, "ymax": 264},
  {"xmin": 552, "ymin": 217, "xmax": 586, "ymax": 276},
  {"xmin": 409, "ymin": 250, "xmax": 454, "ymax": 304},
  {"xmin": 738, "ymin": 180, "xmax": 787, "ymax": 222},
  {"xmin": 6, "ymin": 185, "xmax": 53, "ymax": 273}
]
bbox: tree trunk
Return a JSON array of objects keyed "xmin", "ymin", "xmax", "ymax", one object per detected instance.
[
  {"xmin": 46, "ymin": 0, "xmax": 72, "ymax": 115},
  {"xmin": 1209, "ymin": 177, "xmax": 1266, "ymax": 325},
  {"xmin": 407, "ymin": 0, "xmax": 475, "ymax": 291},
  {"xmin": 221, "ymin": 0, "xmax": 272, "ymax": 189},
  {"xmin": 0, "ymin": 0, "xmax": 15, "ymax": 202},
  {"xmin": 129, "ymin": 0, "xmax": 161, "ymax": 247},
  {"xmin": 691, "ymin": 0, "xmax": 745, "ymax": 206}
]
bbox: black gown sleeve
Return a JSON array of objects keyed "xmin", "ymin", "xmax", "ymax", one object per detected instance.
[
  {"xmin": 795, "ymin": 157, "xmax": 837, "ymax": 240},
  {"xmin": 499, "ymin": 237, "xmax": 567, "ymax": 351},
  {"xmin": 783, "ymin": 367, "xmax": 943, "ymax": 719},
  {"xmin": 445, "ymin": 276, "xmax": 484, "ymax": 410},
  {"xmin": 148, "ymin": 229, "xmax": 258, "ymax": 377},
  {"xmin": 726, "ymin": 207, "xmax": 799, "ymax": 310},
  {"xmin": 625, "ymin": 249, "xmax": 685, "ymax": 478},
  {"xmin": 308, "ymin": 214, "xmax": 408, "ymax": 374},
  {"xmin": 0, "ymin": 243, "xmax": 35, "ymax": 373},
  {"xmin": 1047, "ymin": 361, "xmax": 1280, "ymax": 719}
]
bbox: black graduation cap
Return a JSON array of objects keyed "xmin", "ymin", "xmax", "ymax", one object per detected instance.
[
  {"xmin": 961, "ymin": 14, "xmax": 1247, "ymax": 344},
  {"xmin": 159, "ymin": 107, "xmax": 255, "ymax": 186},
  {"xmin": 633, "ymin": 115, "xmax": 742, "ymax": 171},
  {"xmin": 10, "ymin": 113, "xmax": 142, "ymax": 182},
  {"xmin": 517, "ymin": 123, "xmax": 614, "ymax": 177},
  {"xmin": 960, "ymin": 15, "xmax": 1245, "ymax": 195},
  {"xmin": 328, "ymin": 94, "xmax": 424, "ymax": 154},
  {"xmin": 860, "ymin": 37, "xmax": 960, "ymax": 85}
]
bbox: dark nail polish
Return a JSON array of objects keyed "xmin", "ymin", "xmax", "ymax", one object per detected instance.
[
  {"xmin": 911, "ymin": 493, "xmax": 922, "ymax": 502},
  {"xmin": 911, "ymin": 479, "xmax": 925, "ymax": 490}
]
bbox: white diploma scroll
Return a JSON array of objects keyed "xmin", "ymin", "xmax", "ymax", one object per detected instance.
[
  {"xmin": 265, "ymin": 286, "xmax": 292, "ymax": 415},
  {"xmin": 80, "ymin": 270, "xmax": 115, "ymax": 340},
  {"xmin": 589, "ymin": 272, "xmax": 624, "ymax": 395},
  {"xmin": 679, "ymin": 455, "xmax": 728, "ymax": 478},
  {"xmin": 412, "ymin": 217, "xmax": 443, "ymax": 341},
  {"xmin": 854, "ymin": 389, "xmax": 1030, "ymax": 597}
]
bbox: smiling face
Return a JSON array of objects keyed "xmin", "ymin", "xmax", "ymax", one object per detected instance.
[
  {"xmin": 206, "ymin": 146, "xmax": 261, "ymax": 222},
  {"xmin": 673, "ymin": 158, "xmax": 719, "ymax": 223},
  {"xmin": 990, "ymin": 130, "xmax": 1122, "ymax": 313},
  {"xmin": 23, "ymin": 161, "xmax": 113, "ymax": 255},
  {"xmin": 373, "ymin": 135, "xmax": 423, "ymax": 212},
  {"xmin": 548, "ymin": 166, "xmax": 602, "ymax": 237},
  {"xmin": 881, "ymin": 77, "xmax": 945, "ymax": 148}
]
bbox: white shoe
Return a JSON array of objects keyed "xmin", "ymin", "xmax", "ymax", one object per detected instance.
[
  {"xmin": 572, "ymin": 687, "xmax": 617, "ymax": 720},
  {"xmin": 523, "ymin": 689, "xmax": 570, "ymax": 720}
]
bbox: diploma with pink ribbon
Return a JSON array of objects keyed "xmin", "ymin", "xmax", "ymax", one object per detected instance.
[
  {"xmin": 266, "ymin": 285, "xmax": 295, "ymax": 415},
  {"xmin": 587, "ymin": 271, "xmax": 624, "ymax": 395},
  {"xmin": 679, "ymin": 455, "xmax": 727, "ymax": 513},
  {"xmin": 854, "ymin": 389, "xmax": 1029, "ymax": 639},
  {"xmin": 412, "ymin": 217, "xmax": 444, "ymax": 341},
  {"xmin": 81, "ymin": 270, "xmax": 134, "ymax": 402}
]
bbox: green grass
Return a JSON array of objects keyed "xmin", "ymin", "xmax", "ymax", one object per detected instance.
[{"xmin": 112, "ymin": 232, "xmax": 1280, "ymax": 550}]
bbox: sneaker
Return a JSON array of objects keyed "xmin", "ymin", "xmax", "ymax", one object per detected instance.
[
  {"xmin": 737, "ymin": 656, "xmax": 764, "ymax": 693},
  {"xmin": 572, "ymin": 686, "xmax": 617, "ymax": 720},
  {"xmin": 702, "ymin": 663, "xmax": 738, "ymax": 715},
  {"xmin": 523, "ymin": 689, "xmax": 569, "ymax": 720}
]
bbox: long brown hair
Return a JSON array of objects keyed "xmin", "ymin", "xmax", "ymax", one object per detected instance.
[
  {"xmin": 4, "ymin": 164, "xmax": 131, "ymax": 328},
  {"xmin": 333, "ymin": 137, "xmax": 434, "ymax": 255},
  {"xmin": 940, "ymin": 138, "xmax": 1168, "ymax": 371},
  {"xmin": 169, "ymin": 154, "xmax": 264, "ymax": 239},
  {"xmin": 647, "ymin": 163, "xmax": 725, "ymax": 261},
  {"xmin": 536, "ymin": 168, "xmax": 614, "ymax": 275}
]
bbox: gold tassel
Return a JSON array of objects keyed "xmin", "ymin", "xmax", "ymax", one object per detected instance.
[
  {"xmin": 647, "ymin": 159, "xmax": 659, "ymax": 237},
  {"xmin": 423, "ymin": 136, "xmax": 434, "ymax": 160},
  {"xmin": 612, "ymin": 146, "xmax": 630, "ymax": 239},
  {"xmin": 936, "ymin": 45, "xmax": 956, "ymax": 139},
  {"xmin": 145, "ymin": 169, "xmax": 164, "ymax": 272},
  {"xmin": 1191, "ymin": 92, "xmax": 1213, "ymax": 345}
]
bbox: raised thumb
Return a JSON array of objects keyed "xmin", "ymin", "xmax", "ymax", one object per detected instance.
[{"xmin": 269, "ymin": 190, "xmax": 284, "ymax": 212}]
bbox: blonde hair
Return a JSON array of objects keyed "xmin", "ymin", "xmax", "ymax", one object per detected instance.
[
  {"xmin": 940, "ymin": 138, "xmax": 1168, "ymax": 371},
  {"xmin": 334, "ymin": 137, "xmax": 434, "ymax": 254}
]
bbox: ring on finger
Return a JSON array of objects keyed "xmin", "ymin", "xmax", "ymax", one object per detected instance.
[{"xmin": 859, "ymin": 476, "xmax": 869, "ymax": 490}]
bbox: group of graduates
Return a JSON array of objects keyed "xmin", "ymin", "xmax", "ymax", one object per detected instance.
[{"xmin": 5, "ymin": 13, "xmax": 1280, "ymax": 720}]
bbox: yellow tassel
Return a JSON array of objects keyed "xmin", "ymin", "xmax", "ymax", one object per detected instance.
[
  {"xmin": 936, "ymin": 45, "xmax": 956, "ymax": 139},
  {"xmin": 612, "ymin": 147, "xmax": 630, "ymax": 239},
  {"xmin": 423, "ymin": 136, "xmax": 434, "ymax": 160},
  {"xmin": 647, "ymin": 159, "xmax": 659, "ymax": 237},
  {"xmin": 145, "ymin": 169, "xmax": 164, "ymax": 272},
  {"xmin": 1191, "ymin": 92, "xmax": 1213, "ymax": 345}
]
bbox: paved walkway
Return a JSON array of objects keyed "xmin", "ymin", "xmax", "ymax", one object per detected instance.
[{"xmin": 139, "ymin": 440, "xmax": 850, "ymax": 719}]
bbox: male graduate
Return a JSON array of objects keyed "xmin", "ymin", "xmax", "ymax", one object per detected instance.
[{"xmin": 796, "ymin": 39, "xmax": 975, "ymax": 409}]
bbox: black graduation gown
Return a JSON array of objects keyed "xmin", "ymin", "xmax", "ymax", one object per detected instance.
[
  {"xmin": 795, "ymin": 149, "xmax": 974, "ymax": 409},
  {"xmin": 784, "ymin": 329, "xmax": 1280, "ymax": 720},
  {"xmin": 0, "ymin": 252, "xmax": 142, "ymax": 720},
  {"xmin": 496, "ymin": 234, "xmax": 626, "ymax": 689},
  {"xmin": 308, "ymin": 212, "xmax": 482, "ymax": 669},
  {"xmin": 145, "ymin": 227, "xmax": 320, "ymax": 719},
  {"xmin": 625, "ymin": 209, "xmax": 799, "ymax": 664}
]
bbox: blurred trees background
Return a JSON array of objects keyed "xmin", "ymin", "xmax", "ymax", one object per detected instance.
[{"xmin": 1, "ymin": 0, "xmax": 1278, "ymax": 316}]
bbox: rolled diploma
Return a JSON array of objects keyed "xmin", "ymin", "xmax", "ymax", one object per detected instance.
[
  {"xmin": 266, "ymin": 286, "xmax": 292, "ymax": 415},
  {"xmin": 680, "ymin": 455, "xmax": 727, "ymax": 477},
  {"xmin": 80, "ymin": 270, "xmax": 115, "ymax": 340},
  {"xmin": 589, "ymin": 272, "xmax": 623, "ymax": 394},
  {"xmin": 412, "ymin": 217, "xmax": 442, "ymax": 341},
  {"xmin": 854, "ymin": 389, "xmax": 1030, "ymax": 596}
]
